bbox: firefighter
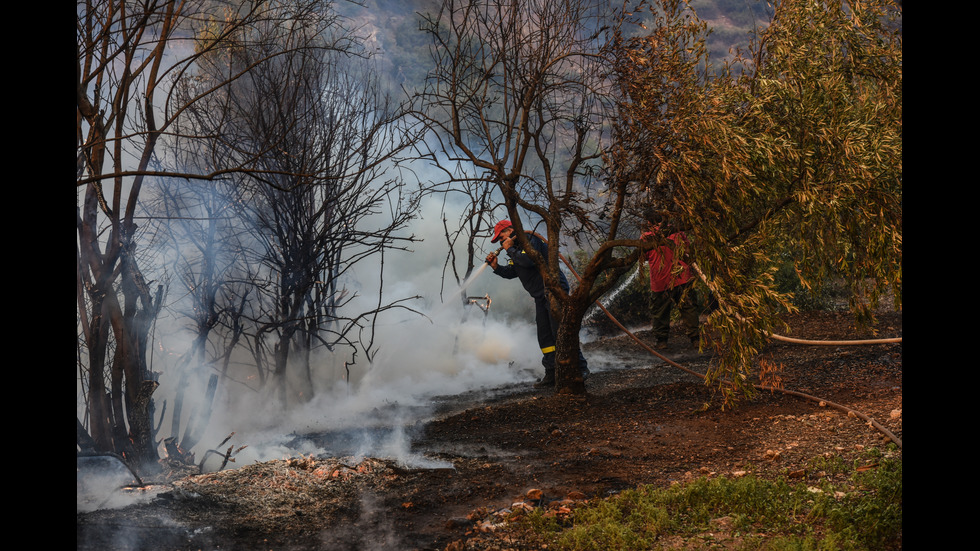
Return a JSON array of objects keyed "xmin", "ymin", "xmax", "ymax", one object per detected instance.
[
  {"xmin": 485, "ymin": 219, "xmax": 589, "ymax": 387},
  {"xmin": 642, "ymin": 216, "xmax": 702, "ymax": 350}
]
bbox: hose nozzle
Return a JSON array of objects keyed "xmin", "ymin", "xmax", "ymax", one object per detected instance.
[{"xmin": 486, "ymin": 246, "xmax": 505, "ymax": 264}]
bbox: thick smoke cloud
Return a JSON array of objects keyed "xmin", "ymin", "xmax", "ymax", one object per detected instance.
[{"xmin": 181, "ymin": 196, "xmax": 546, "ymax": 469}]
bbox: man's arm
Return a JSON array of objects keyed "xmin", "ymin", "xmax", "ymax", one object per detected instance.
[
  {"xmin": 493, "ymin": 261, "xmax": 518, "ymax": 279},
  {"xmin": 487, "ymin": 249, "xmax": 518, "ymax": 279}
]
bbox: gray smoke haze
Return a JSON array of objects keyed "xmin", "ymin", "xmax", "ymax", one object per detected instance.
[
  {"xmin": 159, "ymin": 196, "xmax": 546, "ymax": 470},
  {"xmin": 79, "ymin": 0, "xmax": 608, "ymax": 517},
  {"xmin": 79, "ymin": 193, "xmax": 552, "ymax": 512}
]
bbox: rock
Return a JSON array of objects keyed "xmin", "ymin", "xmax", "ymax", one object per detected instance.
[
  {"xmin": 510, "ymin": 501, "xmax": 534, "ymax": 512},
  {"xmin": 476, "ymin": 520, "xmax": 499, "ymax": 532},
  {"xmin": 445, "ymin": 517, "xmax": 472, "ymax": 529},
  {"xmin": 548, "ymin": 499, "xmax": 575, "ymax": 509}
]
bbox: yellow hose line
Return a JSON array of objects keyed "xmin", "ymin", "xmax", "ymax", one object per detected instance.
[{"xmin": 769, "ymin": 333, "xmax": 902, "ymax": 345}]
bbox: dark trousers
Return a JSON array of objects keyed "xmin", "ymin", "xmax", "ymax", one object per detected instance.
[
  {"xmin": 651, "ymin": 281, "xmax": 700, "ymax": 343},
  {"xmin": 534, "ymin": 295, "xmax": 587, "ymax": 372}
]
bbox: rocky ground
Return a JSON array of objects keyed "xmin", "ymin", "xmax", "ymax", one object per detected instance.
[{"xmin": 77, "ymin": 310, "xmax": 902, "ymax": 550}]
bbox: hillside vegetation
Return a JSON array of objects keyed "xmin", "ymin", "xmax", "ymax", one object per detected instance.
[{"xmin": 340, "ymin": 0, "xmax": 774, "ymax": 90}]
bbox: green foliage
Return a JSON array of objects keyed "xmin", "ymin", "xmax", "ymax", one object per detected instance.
[
  {"xmin": 805, "ymin": 453, "xmax": 851, "ymax": 476},
  {"xmin": 523, "ymin": 453, "xmax": 902, "ymax": 550},
  {"xmin": 734, "ymin": 0, "xmax": 904, "ymax": 321},
  {"xmin": 614, "ymin": 0, "xmax": 902, "ymax": 402},
  {"xmin": 556, "ymin": 489, "xmax": 673, "ymax": 549},
  {"xmin": 687, "ymin": 0, "xmax": 773, "ymax": 63},
  {"xmin": 827, "ymin": 457, "xmax": 903, "ymax": 549},
  {"xmin": 773, "ymin": 257, "xmax": 851, "ymax": 312}
]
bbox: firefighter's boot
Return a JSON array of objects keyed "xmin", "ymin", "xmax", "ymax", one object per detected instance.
[{"xmin": 534, "ymin": 369, "xmax": 556, "ymax": 388}]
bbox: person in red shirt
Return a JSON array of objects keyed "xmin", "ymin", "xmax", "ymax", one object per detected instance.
[{"xmin": 642, "ymin": 219, "xmax": 701, "ymax": 350}]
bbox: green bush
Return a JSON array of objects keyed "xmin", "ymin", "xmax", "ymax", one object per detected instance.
[
  {"xmin": 772, "ymin": 258, "xmax": 852, "ymax": 312},
  {"xmin": 524, "ymin": 454, "xmax": 902, "ymax": 550}
]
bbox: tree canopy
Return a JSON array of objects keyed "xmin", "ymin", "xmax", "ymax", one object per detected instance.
[{"xmin": 615, "ymin": 0, "xmax": 902, "ymax": 399}]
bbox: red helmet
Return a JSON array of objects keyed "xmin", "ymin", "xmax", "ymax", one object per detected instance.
[{"xmin": 491, "ymin": 219, "xmax": 512, "ymax": 243}]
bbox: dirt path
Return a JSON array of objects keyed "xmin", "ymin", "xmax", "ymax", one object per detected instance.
[{"xmin": 77, "ymin": 310, "xmax": 902, "ymax": 551}]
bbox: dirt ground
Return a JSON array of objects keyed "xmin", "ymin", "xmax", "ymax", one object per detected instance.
[{"xmin": 77, "ymin": 309, "xmax": 902, "ymax": 551}]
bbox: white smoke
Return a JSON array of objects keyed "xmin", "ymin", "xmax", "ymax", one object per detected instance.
[{"xmin": 180, "ymin": 196, "xmax": 546, "ymax": 470}]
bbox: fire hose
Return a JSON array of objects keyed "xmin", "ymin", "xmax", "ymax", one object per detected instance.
[
  {"xmin": 557, "ymin": 254, "xmax": 903, "ymax": 449},
  {"xmin": 485, "ymin": 245, "xmax": 506, "ymax": 264},
  {"xmin": 769, "ymin": 333, "xmax": 902, "ymax": 345},
  {"xmin": 687, "ymin": 261, "xmax": 902, "ymax": 347}
]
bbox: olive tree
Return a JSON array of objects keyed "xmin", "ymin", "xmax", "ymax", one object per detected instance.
[{"xmin": 615, "ymin": 0, "xmax": 902, "ymax": 401}]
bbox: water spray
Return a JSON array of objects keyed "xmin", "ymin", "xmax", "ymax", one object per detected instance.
[{"xmin": 442, "ymin": 247, "xmax": 505, "ymax": 311}]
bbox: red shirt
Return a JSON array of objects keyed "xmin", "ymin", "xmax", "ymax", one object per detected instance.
[{"xmin": 642, "ymin": 231, "xmax": 694, "ymax": 292}]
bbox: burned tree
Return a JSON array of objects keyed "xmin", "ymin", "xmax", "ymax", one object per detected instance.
[
  {"xmin": 76, "ymin": 0, "xmax": 415, "ymax": 470},
  {"xmin": 76, "ymin": 0, "xmax": 238, "ymax": 471},
  {"xmin": 169, "ymin": 13, "xmax": 423, "ymax": 407},
  {"xmin": 143, "ymin": 173, "xmax": 254, "ymax": 456}
]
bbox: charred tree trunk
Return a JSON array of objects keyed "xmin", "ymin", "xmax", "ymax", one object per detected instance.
[
  {"xmin": 128, "ymin": 380, "xmax": 160, "ymax": 467},
  {"xmin": 77, "ymin": 417, "xmax": 98, "ymax": 452},
  {"xmin": 273, "ymin": 324, "xmax": 297, "ymax": 407},
  {"xmin": 82, "ymin": 291, "xmax": 114, "ymax": 451},
  {"xmin": 101, "ymin": 269, "xmax": 163, "ymax": 471}
]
